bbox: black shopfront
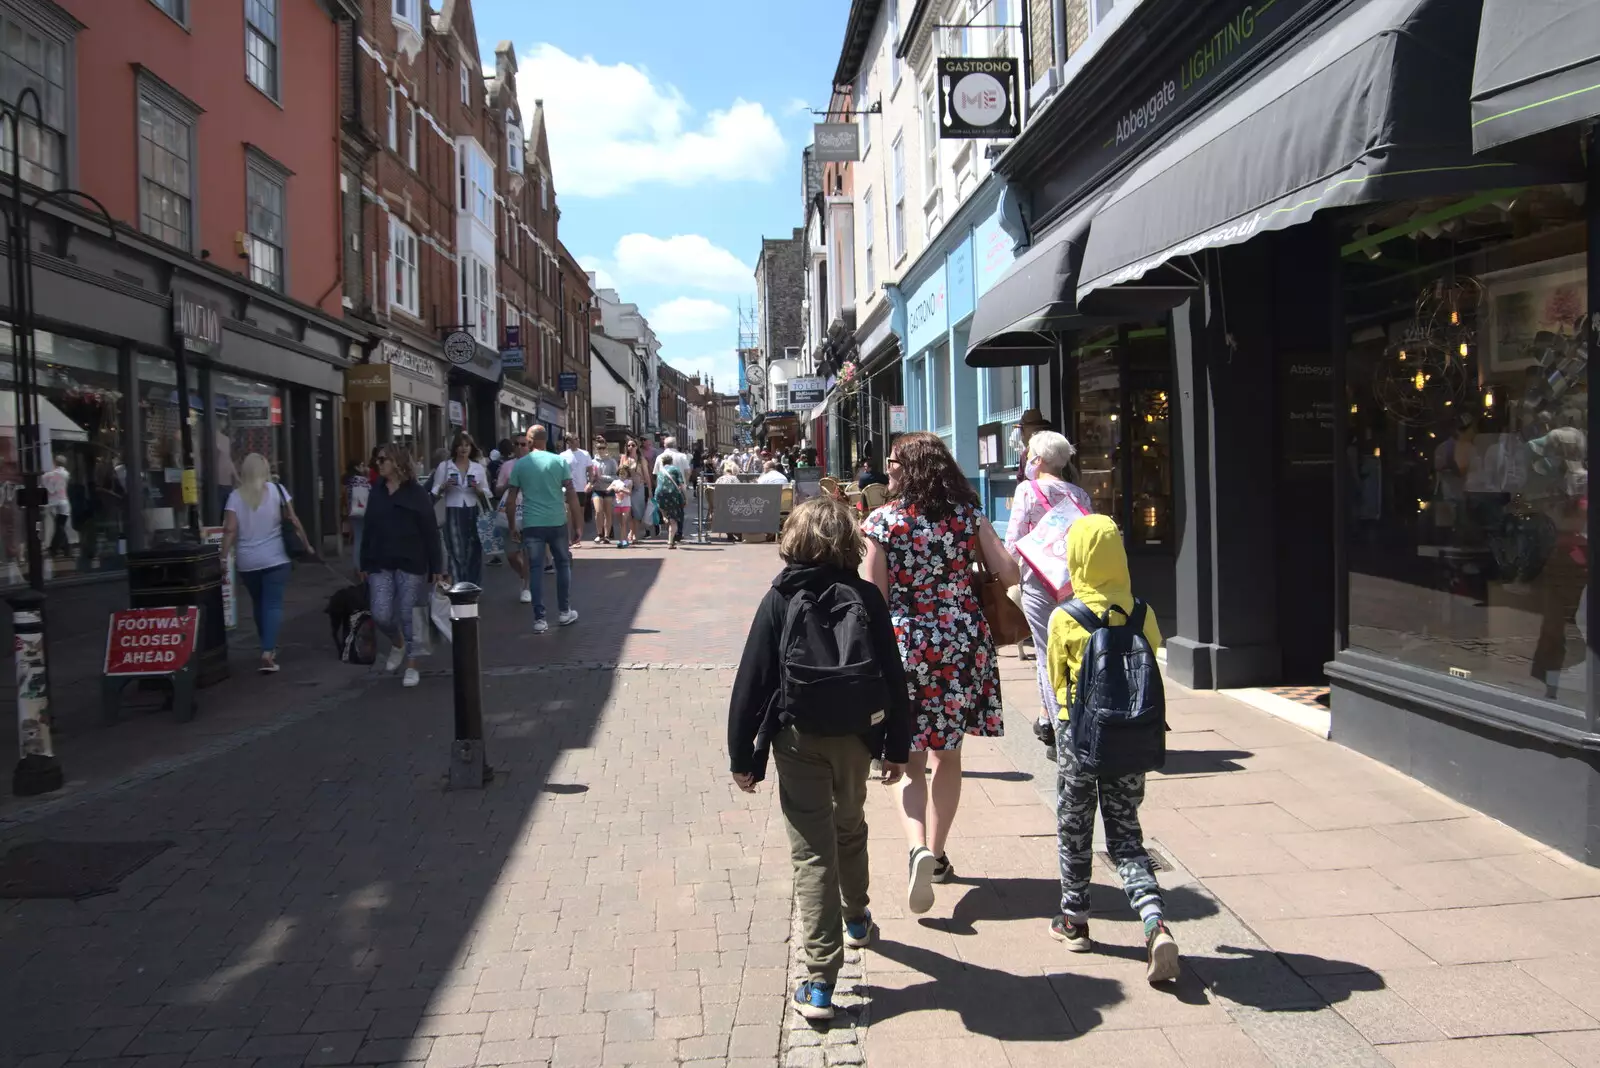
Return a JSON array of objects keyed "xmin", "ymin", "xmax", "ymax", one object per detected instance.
[{"xmin": 973, "ymin": 0, "xmax": 1600, "ymax": 861}]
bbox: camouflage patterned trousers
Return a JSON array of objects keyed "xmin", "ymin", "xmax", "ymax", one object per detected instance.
[{"xmin": 1055, "ymin": 728, "xmax": 1164, "ymax": 923}]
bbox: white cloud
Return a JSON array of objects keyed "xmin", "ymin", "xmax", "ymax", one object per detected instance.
[
  {"xmin": 578, "ymin": 254, "xmax": 616, "ymax": 291},
  {"xmin": 647, "ymin": 298, "xmax": 734, "ymax": 334},
  {"xmin": 786, "ymin": 97, "xmax": 812, "ymax": 116},
  {"xmin": 516, "ymin": 44, "xmax": 786, "ymax": 198},
  {"xmin": 613, "ymin": 234, "xmax": 751, "ymax": 293}
]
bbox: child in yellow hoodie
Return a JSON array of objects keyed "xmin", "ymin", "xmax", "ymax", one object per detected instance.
[{"xmin": 1046, "ymin": 514, "xmax": 1179, "ymax": 984}]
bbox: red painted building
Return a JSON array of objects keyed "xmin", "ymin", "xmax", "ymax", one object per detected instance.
[{"xmin": 0, "ymin": 0, "xmax": 363, "ymax": 590}]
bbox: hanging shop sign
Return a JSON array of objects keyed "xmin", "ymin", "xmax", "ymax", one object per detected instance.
[
  {"xmin": 443, "ymin": 329, "xmax": 477, "ymax": 367},
  {"xmin": 558, "ymin": 371, "xmax": 579, "ymax": 393},
  {"xmin": 171, "ymin": 289, "xmax": 225, "ymax": 356},
  {"xmin": 906, "ymin": 265, "xmax": 949, "ymax": 354},
  {"xmin": 1034, "ymin": 0, "xmax": 1318, "ymax": 219},
  {"xmin": 501, "ymin": 347, "xmax": 524, "ymax": 371},
  {"xmin": 890, "ymin": 405, "xmax": 908, "ymax": 433},
  {"xmin": 938, "ymin": 57, "xmax": 1020, "ymax": 139},
  {"xmin": 499, "ymin": 388, "xmax": 537, "ymax": 416},
  {"xmin": 788, "ymin": 376, "xmax": 826, "ymax": 408},
  {"xmin": 448, "ymin": 400, "xmax": 465, "ymax": 426},
  {"xmin": 813, "ymin": 122, "xmax": 861, "ymax": 162}
]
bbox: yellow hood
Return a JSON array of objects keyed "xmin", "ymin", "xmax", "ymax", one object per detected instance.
[{"xmin": 1066, "ymin": 514, "xmax": 1134, "ymax": 621}]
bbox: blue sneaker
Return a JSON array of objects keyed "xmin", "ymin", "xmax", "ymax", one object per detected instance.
[
  {"xmin": 844, "ymin": 911, "xmax": 874, "ymax": 949},
  {"xmin": 792, "ymin": 980, "xmax": 834, "ymax": 1021}
]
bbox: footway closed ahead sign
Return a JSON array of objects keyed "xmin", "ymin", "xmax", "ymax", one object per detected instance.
[{"xmin": 104, "ymin": 607, "xmax": 200, "ymax": 676}]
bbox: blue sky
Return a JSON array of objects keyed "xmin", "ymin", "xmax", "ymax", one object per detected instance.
[{"xmin": 471, "ymin": 0, "xmax": 852, "ymax": 392}]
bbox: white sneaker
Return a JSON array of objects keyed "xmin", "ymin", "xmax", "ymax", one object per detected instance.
[
  {"xmin": 558, "ymin": 609, "xmax": 579, "ymax": 627},
  {"xmin": 402, "ymin": 667, "xmax": 420, "ymax": 688},
  {"xmin": 532, "ymin": 619, "xmax": 549, "ymax": 634},
  {"xmin": 385, "ymin": 644, "xmax": 405, "ymax": 673},
  {"xmin": 519, "ymin": 589, "xmax": 532, "ymax": 604}
]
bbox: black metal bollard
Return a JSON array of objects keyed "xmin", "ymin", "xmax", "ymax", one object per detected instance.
[
  {"xmin": 445, "ymin": 581, "xmax": 492, "ymax": 789},
  {"xmin": 10, "ymin": 588, "xmax": 62, "ymax": 796}
]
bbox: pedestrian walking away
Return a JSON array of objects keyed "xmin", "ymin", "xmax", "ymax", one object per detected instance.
[
  {"xmin": 360, "ymin": 446, "xmax": 443, "ymax": 688},
  {"xmin": 727, "ymin": 496, "xmax": 911, "ymax": 1021},
  {"xmin": 1047, "ymin": 513, "xmax": 1179, "ymax": 983},
  {"xmin": 1005, "ymin": 430, "xmax": 1094, "ymax": 729},
  {"xmin": 221, "ymin": 452, "xmax": 309, "ymax": 674},
  {"xmin": 497, "ymin": 436, "xmax": 533, "ymax": 602},
  {"xmin": 654, "ymin": 454, "xmax": 687, "ymax": 548},
  {"xmin": 430, "ymin": 432, "xmax": 489, "ymax": 586},
  {"xmin": 863, "ymin": 431, "xmax": 1019, "ymax": 915},
  {"xmin": 505, "ymin": 424, "xmax": 579, "ymax": 632}
]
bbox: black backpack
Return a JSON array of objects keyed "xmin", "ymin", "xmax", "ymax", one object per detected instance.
[
  {"xmin": 778, "ymin": 582, "xmax": 891, "ymax": 736},
  {"xmin": 1061, "ymin": 599, "xmax": 1165, "ymax": 777}
]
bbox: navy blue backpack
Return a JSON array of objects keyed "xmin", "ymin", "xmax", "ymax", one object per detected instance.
[{"xmin": 1061, "ymin": 599, "xmax": 1166, "ymax": 777}]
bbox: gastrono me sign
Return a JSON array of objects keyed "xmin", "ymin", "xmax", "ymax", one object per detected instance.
[{"xmin": 938, "ymin": 57, "xmax": 1020, "ymax": 139}]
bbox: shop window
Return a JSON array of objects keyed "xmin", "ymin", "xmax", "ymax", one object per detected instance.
[
  {"xmin": 391, "ymin": 398, "xmax": 423, "ymax": 457},
  {"xmin": 0, "ymin": 329, "xmax": 126, "ymax": 582},
  {"xmin": 1342, "ymin": 185, "xmax": 1589, "ymax": 710},
  {"xmin": 985, "ymin": 365, "xmax": 1023, "ymax": 419},
  {"xmin": 907, "ymin": 355, "xmax": 926, "ymax": 432},
  {"xmin": 1071, "ymin": 325, "xmax": 1173, "ymax": 548},
  {"xmin": 932, "ymin": 343, "xmax": 952, "ymax": 433},
  {"xmin": 136, "ymin": 74, "xmax": 197, "ymax": 252},
  {"xmin": 0, "ymin": 2, "xmax": 72, "ymax": 190},
  {"xmin": 244, "ymin": 0, "xmax": 279, "ymax": 101},
  {"xmin": 137, "ymin": 354, "xmax": 204, "ymax": 541},
  {"xmin": 245, "ymin": 150, "xmax": 286, "ymax": 293},
  {"xmin": 214, "ymin": 374, "xmax": 282, "ymax": 497}
]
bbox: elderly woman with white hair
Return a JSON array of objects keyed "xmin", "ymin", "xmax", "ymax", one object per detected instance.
[{"xmin": 1004, "ymin": 430, "xmax": 1095, "ymax": 723}]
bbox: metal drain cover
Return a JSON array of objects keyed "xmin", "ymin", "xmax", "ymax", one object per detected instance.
[{"xmin": 0, "ymin": 840, "xmax": 172, "ymax": 900}]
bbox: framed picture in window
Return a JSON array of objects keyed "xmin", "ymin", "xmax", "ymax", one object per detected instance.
[{"xmin": 1481, "ymin": 254, "xmax": 1587, "ymax": 376}]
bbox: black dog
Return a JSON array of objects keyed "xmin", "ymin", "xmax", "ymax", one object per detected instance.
[{"xmin": 325, "ymin": 582, "xmax": 371, "ymax": 654}]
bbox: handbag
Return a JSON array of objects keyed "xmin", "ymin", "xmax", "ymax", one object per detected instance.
[
  {"xmin": 975, "ymin": 546, "xmax": 1030, "ymax": 647},
  {"xmin": 348, "ymin": 482, "xmax": 369, "ymax": 518},
  {"xmin": 1015, "ymin": 482, "xmax": 1090, "ymax": 601},
  {"xmin": 276, "ymin": 483, "xmax": 312, "ymax": 561}
]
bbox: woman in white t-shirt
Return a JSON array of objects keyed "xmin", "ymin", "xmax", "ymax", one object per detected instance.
[
  {"xmin": 221, "ymin": 452, "xmax": 309, "ymax": 674},
  {"xmin": 430, "ymin": 432, "xmax": 490, "ymax": 586}
]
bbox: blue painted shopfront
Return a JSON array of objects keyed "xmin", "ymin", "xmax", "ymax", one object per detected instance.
[{"xmin": 891, "ymin": 178, "xmax": 1026, "ymax": 521}]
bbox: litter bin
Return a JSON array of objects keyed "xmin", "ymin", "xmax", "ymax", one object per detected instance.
[{"xmin": 127, "ymin": 544, "xmax": 230, "ymax": 687}]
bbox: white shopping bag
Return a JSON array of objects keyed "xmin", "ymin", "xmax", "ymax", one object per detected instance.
[{"xmin": 430, "ymin": 587, "xmax": 453, "ymax": 645}]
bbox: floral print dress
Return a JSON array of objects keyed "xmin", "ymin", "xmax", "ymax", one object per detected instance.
[{"xmin": 862, "ymin": 500, "xmax": 1003, "ymax": 750}]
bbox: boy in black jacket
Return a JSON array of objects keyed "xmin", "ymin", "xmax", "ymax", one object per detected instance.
[{"xmin": 728, "ymin": 497, "xmax": 911, "ymax": 1021}]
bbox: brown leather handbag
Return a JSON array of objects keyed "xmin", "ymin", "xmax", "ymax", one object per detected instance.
[{"xmin": 975, "ymin": 549, "xmax": 1030, "ymax": 647}]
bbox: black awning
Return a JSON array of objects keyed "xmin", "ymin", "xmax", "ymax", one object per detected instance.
[
  {"xmin": 1472, "ymin": 0, "xmax": 1600, "ymax": 160},
  {"xmin": 964, "ymin": 196, "xmax": 1102, "ymax": 368},
  {"xmin": 1077, "ymin": 0, "xmax": 1541, "ymax": 300}
]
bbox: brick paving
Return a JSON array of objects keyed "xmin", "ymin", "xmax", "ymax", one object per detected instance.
[{"xmin": 5, "ymin": 541, "xmax": 1600, "ymax": 1068}]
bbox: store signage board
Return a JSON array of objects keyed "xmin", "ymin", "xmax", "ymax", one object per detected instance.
[
  {"xmin": 201, "ymin": 526, "xmax": 238, "ymax": 629},
  {"xmin": 501, "ymin": 346, "xmax": 524, "ymax": 371},
  {"xmin": 938, "ymin": 58, "xmax": 1020, "ymax": 139},
  {"xmin": 499, "ymin": 389, "xmax": 537, "ymax": 415},
  {"xmin": 345, "ymin": 363, "xmax": 392, "ymax": 404},
  {"xmin": 813, "ymin": 122, "xmax": 861, "ymax": 162},
  {"xmin": 558, "ymin": 371, "xmax": 579, "ymax": 393},
  {"xmin": 505, "ymin": 324, "xmax": 520, "ymax": 347},
  {"xmin": 443, "ymin": 329, "xmax": 477, "ymax": 367},
  {"xmin": 907, "ymin": 264, "xmax": 949, "ymax": 355},
  {"xmin": 379, "ymin": 343, "xmax": 441, "ymax": 383},
  {"xmin": 172, "ymin": 289, "xmax": 224, "ymax": 356},
  {"xmin": 788, "ymin": 377, "xmax": 826, "ymax": 407},
  {"xmin": 1282, "ymin": 354, "xmax": 1335, "ymax": 470},
  {"xmin": 104, "ymin": 608, "xmax": 199, "ymax": 676},
  {"xmin": 1034, "ymin": 0, "xmax": 1318, "ymax": 220},
  {"xmin": 890, "ymin": 405, "xmax": 908, "ymax": 433},
  {"xmin": 712, "ymin": 484, "xmax": 784, "ymax": 534},
  {"xmin": 448, "ymin": 400, "xmax": 465, "ymax": 426}
]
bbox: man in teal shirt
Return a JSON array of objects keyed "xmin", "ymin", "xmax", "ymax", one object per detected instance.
[{"xmin": 504, "ymin": 425, "xmax": 579, "ymax": 632}]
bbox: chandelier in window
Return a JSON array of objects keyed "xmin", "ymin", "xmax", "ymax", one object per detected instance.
[{"xmin": 1373, "ymin": 278, "xmax": 1480, "ymax": 426}]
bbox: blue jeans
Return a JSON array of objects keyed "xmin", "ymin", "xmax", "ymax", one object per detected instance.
[
  {"xmin": 240, "ymin": 562, "xmax": 291, "ymax": 654},
  {"xmin": 521, "ymin": 525, "xmax": 570, "ymax": 620}
]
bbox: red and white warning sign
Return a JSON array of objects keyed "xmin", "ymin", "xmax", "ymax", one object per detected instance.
[{"xmin": 104, "ymin": 608, "xmax": 200, "ymax": 676}]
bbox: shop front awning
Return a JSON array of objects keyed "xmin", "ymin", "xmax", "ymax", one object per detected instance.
[
  {"xmin": 1076, "ymin": 0, "xmax": 1537, "ymax": 300},
  {"xmin": 1471, "ymin": 0, "xmax": 1600, "ymax": 160},
  {"xmin": 964, "ymin": 196, "xmax": 1102, "ymax": 368}
]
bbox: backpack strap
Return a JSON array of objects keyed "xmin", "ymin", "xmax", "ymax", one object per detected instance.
[
  {"xmin": 1060, "ymin": 599, "xmax": 1103, "ymax": 633},
  {"xmin": 1128, "ymin": 600, "xmax": 1148, "ymax": 633}
]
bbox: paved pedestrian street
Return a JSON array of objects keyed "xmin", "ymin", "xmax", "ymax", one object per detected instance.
[{"xmin": 5, "ymin": 541, "xmax": 1600, "ymax": 1068}]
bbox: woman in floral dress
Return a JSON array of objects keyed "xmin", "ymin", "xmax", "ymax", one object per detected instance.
[{"xmin": 863, "ymin": 431, "xmax": 1020, "ymax": 915}]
